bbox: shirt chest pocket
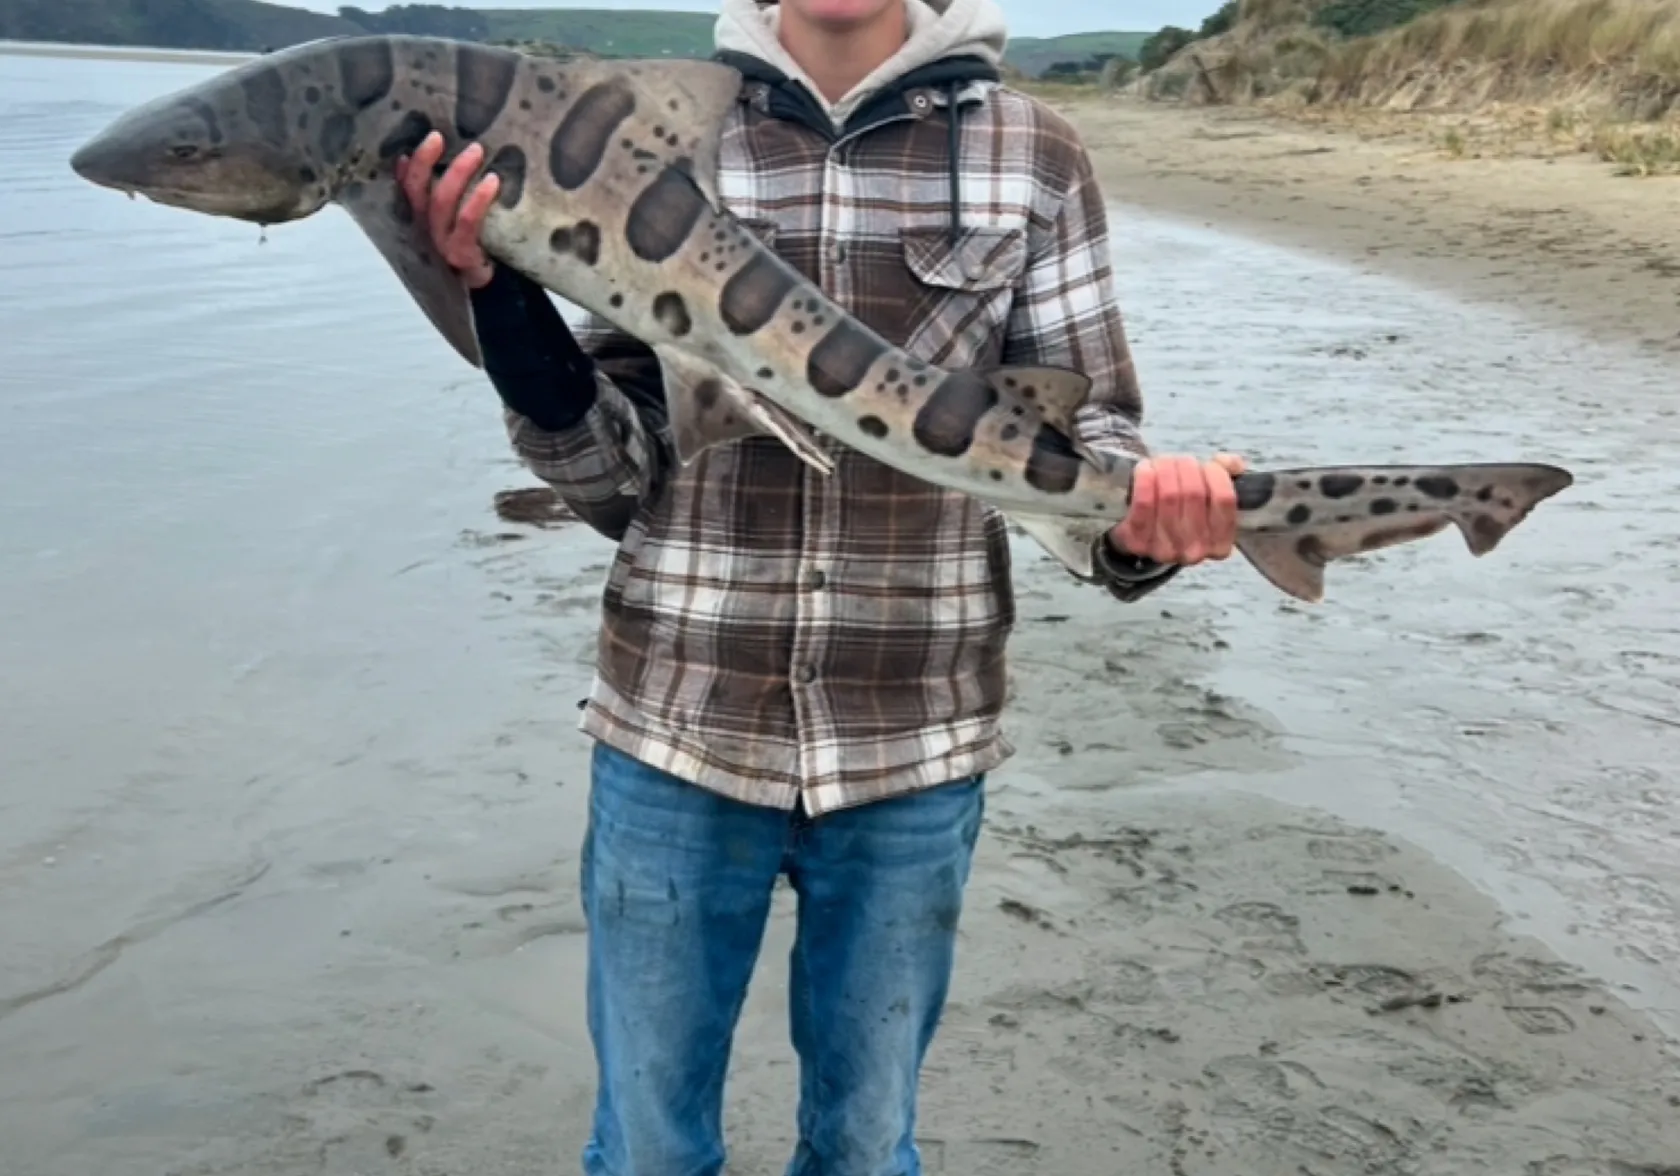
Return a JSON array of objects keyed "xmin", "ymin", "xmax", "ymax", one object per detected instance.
[{"xmin": 898, "ymin": 224, "xmax": 1030, "ymax": 366}]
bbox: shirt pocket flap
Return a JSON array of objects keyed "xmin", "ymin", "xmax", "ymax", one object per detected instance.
[{"xmin": 900, "ymin": 225, "xmax": 1028, "ymax": 292}]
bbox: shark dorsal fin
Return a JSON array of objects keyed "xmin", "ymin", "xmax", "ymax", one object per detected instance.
[{"xmin": 983, "ymin": 365, "xmax": 1092, "ymax": 437}]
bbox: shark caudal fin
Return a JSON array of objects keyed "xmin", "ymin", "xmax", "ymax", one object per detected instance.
[{"xmin": 1234, "ymin": 461, "xmax": 1575, "ymax": 603}]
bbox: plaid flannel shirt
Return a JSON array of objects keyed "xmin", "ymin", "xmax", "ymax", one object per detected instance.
[{"xmin": 492, "ymin": 62, "xmax": 1174, "ymax": 814}]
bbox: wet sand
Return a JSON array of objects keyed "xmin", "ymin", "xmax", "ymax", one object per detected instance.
[{"xmin": 3, "ymin": 56, "xmax": 1679, "ymax": 1175}]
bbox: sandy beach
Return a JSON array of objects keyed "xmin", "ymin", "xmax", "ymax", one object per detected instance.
[
  {"xmin": 3, "ymin": 52, "xmax": 1679, "ymax": 1176},
  {"xmin": 1049, "ymin": 94, "xmax": 1680, "ymax": 359}
]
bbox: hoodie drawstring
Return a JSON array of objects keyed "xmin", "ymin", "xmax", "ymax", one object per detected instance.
[{"xmin": 946, "ymin": 79, "xmax": 962, "ymax": 246}]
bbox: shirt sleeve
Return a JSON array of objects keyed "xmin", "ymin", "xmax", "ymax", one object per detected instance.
[
  {"xmin": 1000, "ymin": 138, "xmax": 1180, "ymax": 603},
  {"xmin": 469, "ymin": 265, "xmax": 672, "ymax": 542}
]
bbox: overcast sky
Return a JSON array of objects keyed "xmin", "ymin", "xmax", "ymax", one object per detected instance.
[{"xmin": 284, "ymin": 1, "xmax": 1222, "ymax": 40}]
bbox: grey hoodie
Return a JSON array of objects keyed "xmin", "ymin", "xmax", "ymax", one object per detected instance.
[{"xmin": 712, "ymin": 0, "xmax": 1010, "ymax": 126}]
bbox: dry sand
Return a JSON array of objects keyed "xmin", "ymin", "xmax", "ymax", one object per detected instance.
[{"xmin": 1048, "ymin": 94, "xmax": 1680, "ymax": 360}]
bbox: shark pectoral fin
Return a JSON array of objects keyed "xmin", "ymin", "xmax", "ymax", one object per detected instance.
[
  {"xmin": 339, "ymin": 179, "xmax": 482, "ymax": 368},
  {"xmin": 1003, "ymin": 511, "xmax": 1107, "ymax": 579},
  {"xmin": 655, "ymin": 346, "xmax": 834, "ymax": 475},
  {"xmin": 983, "ymin": 366, "xmax": 1093, "ymax": 436}
]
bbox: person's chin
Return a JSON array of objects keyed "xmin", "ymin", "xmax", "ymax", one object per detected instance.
[{"xmin": 787, "ymin": 0, "xmax": 900, "ymax": 32}]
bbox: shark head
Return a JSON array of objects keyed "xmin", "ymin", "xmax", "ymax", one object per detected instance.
[{"xmin": 70, "ymin": 66, "xmax": 327, "ymax": 225}]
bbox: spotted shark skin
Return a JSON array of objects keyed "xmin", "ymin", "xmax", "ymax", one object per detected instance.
[{"xmin": 67, "ymin": 34, "xmax": 1575, "ymax": 602}]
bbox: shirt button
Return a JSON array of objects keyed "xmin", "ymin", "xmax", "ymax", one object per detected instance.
[
  {"xmin": 794, "ymin": 663, "xmax": 817, "ymax": 685},
  {"xmin": 827, "ymin": 241, "xmax": 846, "ymax": 264},
  {"xmin": 806, "ymin": 569, "xmax": 826, "ymax": 590}
]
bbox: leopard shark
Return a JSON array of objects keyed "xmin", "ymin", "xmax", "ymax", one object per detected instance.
[{"xmin": 67, "ymin": 34, "xmax": 1574, "ymax": 602}]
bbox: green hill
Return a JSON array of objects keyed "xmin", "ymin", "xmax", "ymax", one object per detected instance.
[
  {"xmin": 0, "ymin": 0, "xmax": 361, "ymax": 50},
  {"xmin": 0, "ymin": 0, "xmax": 1150, "ymax": 76},
  {"xmin": 1007, "ymin": 31, "xmax": 1152, "ymax": 77},
  {"xmin": 480, "ymin": 8, "xmax": 716, "ymax": 58}
]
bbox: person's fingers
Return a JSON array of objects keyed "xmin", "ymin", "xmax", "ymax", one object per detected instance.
[
  {"xmin": 1114, "ymin": 459, "xmax": 1159, "ymax": 556},
  {"xmin": 1212, "ymin": 451, "xmax": 1248, "ymax": 477},
  {"xmin": 400, "ymin": 133, "xmax": 443, "ymax": 222},
  {"xmin": 451, "ymin": 172, "xmax": 500, "ymax": 256},
  {"xmin": 1157, "ymin": 456, "xmax": 1199, "ymax": 564},
  {"xmin": 1205, "ymin": 458, "xmax": 1238, "ymax": 561}
]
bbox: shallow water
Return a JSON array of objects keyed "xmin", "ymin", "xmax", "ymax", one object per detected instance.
[{"xmin": 1, "ymin": 48, "xmax": 1676, "ymax": 1173}]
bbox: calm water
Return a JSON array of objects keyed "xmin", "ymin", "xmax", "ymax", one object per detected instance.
[{"xmin": 1, "ymin": 48, "xmax": 1676, "ymax": 1174}]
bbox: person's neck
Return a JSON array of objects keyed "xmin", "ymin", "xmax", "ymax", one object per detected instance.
[{"xmin": 777, "ymin": 2, "xmax": 911, "ymax": 104}]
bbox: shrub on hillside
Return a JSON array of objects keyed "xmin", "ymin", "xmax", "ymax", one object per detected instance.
[
  {"xmin": 1310, "ymin": 0, "xmax": 1459, "ymax": 38},
  {"xmin": 1140, "ymin": 25, "xmax": 1197, "ymax": 72}
]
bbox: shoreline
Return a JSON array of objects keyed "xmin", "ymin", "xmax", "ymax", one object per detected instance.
[
  {"xmin": 0, "ymin": 40, "xmax": 256, "ymax": 66},
  {"xmin": 1046, "ymin": 93, "xmax": 1680, "ymax": 358}
]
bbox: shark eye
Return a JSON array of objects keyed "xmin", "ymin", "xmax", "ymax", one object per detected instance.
[{"xmin": 169, "ymin": 144, "xmax": 200, "ymax": 160}]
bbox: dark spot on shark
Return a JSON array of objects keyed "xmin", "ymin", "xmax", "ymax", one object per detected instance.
[
  {"xmin": 610, "ymin": 294, "xmax": 624, "ymax": 308},
  {"xmin": 296, "ymin": 112, "xmax": 310, "ymax": 131},
  {"xmin": 182, "ymin": 97, "xmax": 223, "ymax": 145},
  {"xmin": 537, "ymin": 76, "xmax": 555, "ymax": 93},
  {"xmin": 1000, "ymin": 423, "xmax": 1019, "ymax": 441},
  {"xmin": 1370, "ymin": 497, "xmax": 1398, "ymax": 515},
  {"xmin": 319, "ymin": 112, "xmax": 355, "ymax": 164},
  {"xmin": 1025, "ymin": 424, "xmax": 1082, "ymax": 495},
  {"xmin": 1415, "ymin": 474, "xmax": 1459, "ymax": 499},
  {"xmin": 757, "ymin": 367, "xmax": 773, "ymax": 379},
  {"xmin": 807, "ymin": 319, "xmax": 885, "ymax": 399},
  {"xmin": 858, "ymin": 415, "xmax": 889, "ymax": 439},
  {"xmin": 667, "ymin": 133, "xmax": 680, "ymax": 147},
  {"xmin": 913, "ymin": 374, "xmax": 928, "ymax": 387},
  {"xmin": 1287, "ymin": 504, "xmax": 1311, "ymax": 525},
  {"xmin": 488, "ymin": 143, "xmax": 526, "ymax": 208},
  {"xmin": 694, "ymin": 378, "xmax": 722, "ymax": 410},
  {"xmin": 298, "ymin": 165, "xmax": 318, "ymax": 184},
  {"xmin": 653, "ymin": 292, "xmax": 692, "ymax": 336},
  {"xmin": 719, "ymin": 252, "xmax": 796, "ymax": 335},
  {"xmin": 990, "ymin": 470, "xmax": 1003, "ymax": 481},
  {"xmin": 338, "ymin": 38, "xmax": 395, "ymax": 108},
  {"xmin": 455, "ymin": 43, "xmax": 520, "ymax": 139},
  {"xmin": 1320, "ymin": 473, "xmax": 1364, "ymax": 498},
  {"xmin": 378, "ymin": 110, "xmax": 433, "ymax": 159},
  {"xmin": 240, "ymin": 67, "xmax": 289, "ymax": 148},
  {"xmin": 1476, "ymin": 485, "xmax": 1494, "ymax": 502},
  {"xmin": 1362, "ymin": 518, "xmax": 1448, "ymax": 551},
  {"xmin": 913, "ymin": 371, "xmax": 996, "ymax": 458},
  {"xmin": 550, "ymin": 222, "xmax": 601, "ymax": 265},
  {"xmin": 626, "ymin": 161, "xmax": 707, "ymax": 263},
  {"xmin": 550, "ymin": 79, "xmax": 636, "ymax": 189},
  {"xmin": 304, "ymin": 85, "xmax": 322, "ymax": 105},
  {"xmin": 1234, "ymin": 472, "xmax": 1274, "ymax": 510}
]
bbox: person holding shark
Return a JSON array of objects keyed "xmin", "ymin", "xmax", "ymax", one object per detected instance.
[{"xmin": 401, "ymin": 0, "xmax": 1244, "ymax": 1172}]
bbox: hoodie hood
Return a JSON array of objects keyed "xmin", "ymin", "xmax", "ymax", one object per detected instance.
[{"xmin": 714, "ymin": 0, "xmax": 1009, "ymax": 127}]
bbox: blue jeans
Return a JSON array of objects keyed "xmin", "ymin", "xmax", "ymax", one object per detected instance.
[{"xmin": 578, "ymin": 741, "xmax": 986, "ymax": 1176}]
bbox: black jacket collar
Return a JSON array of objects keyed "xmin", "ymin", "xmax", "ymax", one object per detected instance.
[{"xmin": 712, "ymin": 49, "xmax": 999, "ymax": 141}]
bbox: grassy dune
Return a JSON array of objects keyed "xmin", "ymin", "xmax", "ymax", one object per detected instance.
[{"xmin": 1135, "ymin": 0, "xmax": 1680, "ymax": 175}]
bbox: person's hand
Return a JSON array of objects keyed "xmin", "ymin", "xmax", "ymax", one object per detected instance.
[
  {"xmin": 395, "ymin": 131, "xmax": 500, "ymax": 290},
  {"xmin": 1109, "ymin": 453, "xmax": 1248, "ymax": 567}
]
